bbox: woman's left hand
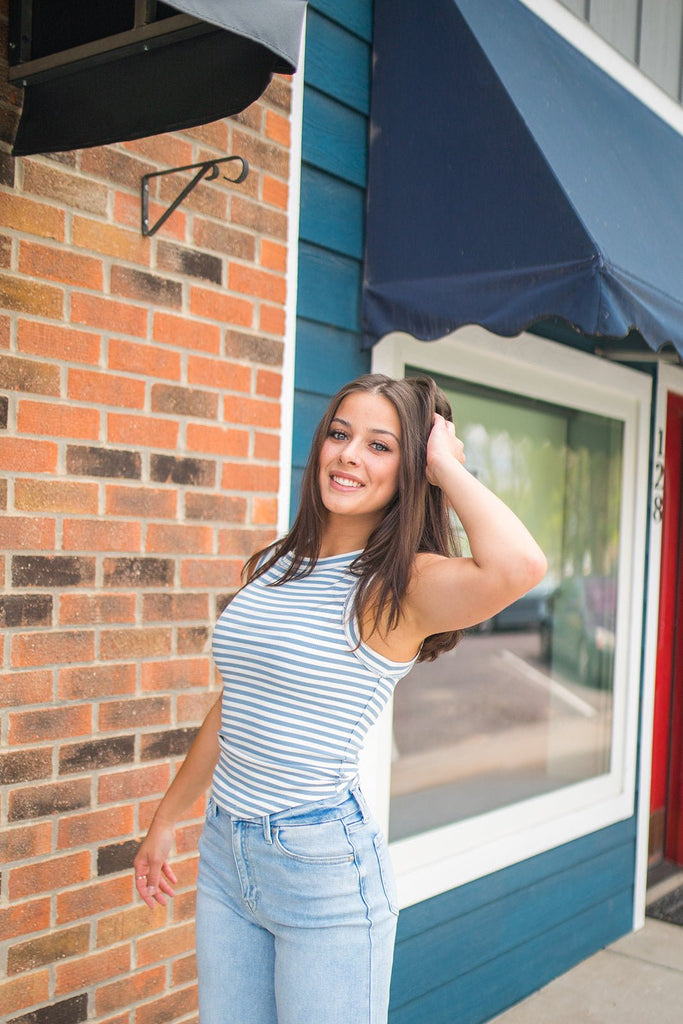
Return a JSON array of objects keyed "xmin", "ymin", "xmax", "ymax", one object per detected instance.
[{"xmin": 426, "ymin": 414, "xmax": 465, "ymax": 487}]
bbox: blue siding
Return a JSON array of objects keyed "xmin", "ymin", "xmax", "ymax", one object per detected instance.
[{"xmin": 292, "ymin": 3, "xmax": 638, "ymax": 1021}]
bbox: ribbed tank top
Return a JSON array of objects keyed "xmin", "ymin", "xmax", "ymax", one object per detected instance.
[{"xmin": 210, "ymin": 549, "xmax": 417, "ymax": 817}]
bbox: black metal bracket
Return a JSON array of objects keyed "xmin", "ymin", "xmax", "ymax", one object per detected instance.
[{"xmin": 140, "ymin": 155, "xmax": 249, "ymax": 237}]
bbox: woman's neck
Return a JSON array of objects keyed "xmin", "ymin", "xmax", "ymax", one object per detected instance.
[{"xmin": 319, "ymin": 516, "xmax": 376, "ymax": 558}]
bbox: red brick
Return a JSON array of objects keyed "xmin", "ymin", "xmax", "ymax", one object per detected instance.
[
  {"xmin": 98, "ymin": 763, "xmax": 171, "ymax": 804},
  {"xmin": 63, "ymin": 518, "xmax": 142, "ymax": 552},
  {"xmin": 135, "ymin": 985, "xmax": 198, "ymax": 1024},
  {"xmin": 55, "ymin": 942, "xmax": 131, "ymax": 996},
  {"xmin": 232, "ymin": 195, "xmax": 287, "ymax": 239},
  {"xmin": 189, "ymin": 285, "xmax": 253, "ymax": 326},
  {"xmin": 0, "ymin": 515, "xmax": 56, "ymax": 549},
  {"xmin": 58, "ymin": 663, "xmax": 136, "ymax": 700},
  {"xmin": 57, "ymin": 806, "xmax": 135, "ymax": 852},
  {"xmin": 59, "ymin": 593, "xmax": 136, "ymax": 626},
  {"xmin": 14, "ymin": 478, "xmax": 99, "ymax": 514},
  {"xmin": 100, "ymin": 627, "xmax": 172, "ymax": 661},
  {"xmin": 256, "ymin": 368, "xmax": 282, "ymax": 398},
  {"xmin": 68, "ymin": 367, "xmax": 146, "ymax": 408},
  {"xmin": 9, "ymin": 850, "xmax": 91, "ymax": 900},
  {"xmin": 0, "ymin": 822, "xmax": 52, "ymax": 864},
  {"xmin": 173, "ymin": 952, "xmax": 197, "ymax": 986},
  {"xmin": 186, "ymin": 354, "xmax": 251, "ymax": 391},
  {"xmin": 142, "ymin": 591, "xmax": 209, "ymax": 621},
  {"xmin": 107, "ymin": 412, "xmax": 179, "ymax": 449},
  {"xmin": 253, "ymin": 431, "xmax": 280, "ymax": 460},
  {"xmin": 0, "ymin": 669, "xmax": 53, "ymax": 707},
  {"xmin": 0, "ymin": 191, "xmax": 65, "ymax": 240},
  {"xmin": 9, "ymin": 703, "xmax": 92, "ymax": 744},
  {"xmin": 186, "ymin": 422, "xmax": 249, "ymax": 457},
  {"xmin": 141, "ymin": 658, "xmax": 211, "ymax": 692},
  {"xmin": 252, "ymin": 497, "xmax": 278, "ymax": 525},
  {"xmin": 106, "ymin": 485, "xmax": 177, "ymax": 519},
  {"xmin": 221, "ymin": 462, "xmax": 279, "ymax": 492},
  {"xmin": 17, "ymin": 399, "xmax": 101, "ymax": 440},
  {"xmin": 123, "ymin": 133, "xmax": 194, "ymax": 169},
  {"xmin": 115, "ymin": 189, "xmax": 186, "ymax": 240},
  {"xmin": 0, "ymin": 437, "xmax": 58, "ymax": 473},
  {"xmin": 192, "ymin": 218, "xmax": 255, "ymax": 262},
  {"xmin": 17, "ymin": 319, "xmax": 101, "ymax": 364},
  {"xmin": 175, "ymin": 819, "xmax": 204, "ymax": 853},
  {"xmin": 19, "ymin": 240, "xmax": 103, "ymax": 289},
  {"xmin": 259, "ymin": 303, "xmax": 286, "ymax": 336},
  {"xmin": 152, "ymin": 311, "xmax": 220, "ymax": 353},
  {"xmin": 136, "ymin": 920, "xmax": 195, "ymax": 969},
  {"xmin": 71, "ymin": 293, "xmax": 148, "ymax": 337},
  {"xmin": 232, "ymin": 129, "xmax": 289, "ymax": 179},
  {"xmin": 109, "ymin": 337, "xmax": 181, "ymax": 380},
  {"xmin": 11, "ymin": 629, "xmax": 95, "ymax": 668},
  {"xmin": 22, "ymin": 161, "xmax": 109, "ymax": 216},
  {"xmin": 72, "ymin": 214, "xmax": 150, "ymax": 264},
  {"xmin": 56, "ymin": 874, "xmax": 133, "ymax": 925},
  {"xmin": 176, "ymin": 691, "xmax": 217, "ymax": 723},
  {"xmin": 229, "ymin": 263, "xmax": 286, "ymax": 304},
  {"xmin": 223, "ymin": 394, "xmax": 280, "ymax": 429},
  {"xmin": 145, "ymin": 523, "xmax": 213, "ymax": 554},
  {"xmin": 219, "ymin": 527, "xmax": 274, "ymax": 557},
  {"xmin": 180, "ymin": 558, "xmax": 242, "ymax": 588},
  {"xmin": 0, "ymin": 897, "xmax": 51, "ymax": 942},
  {"xmin": 99, "ymin": 696, "xmax": 171, "ymax": 731},
  {"xmin": 95, "ymin": 965, "xmax": 165, "ymax": 1017},
  {"xmin": 96, "ymin": 904, "xmax": 167, "ymax": 948},
  {"xmin": 261, "ymin": 238, "xmax": 287, "ymax": 271},
  {"xmin": 0, "ymin": 970, "xmax": 50, "ymax": 1016},
  {"xmin": 265, "ymin": 108, "xmax": 291, "ymax": 146},
  {"xmin": 262, "ymin": 174, "xmax": 288, "ymax": 209},
  {"xmin": 185, "ymin": 119, "xmax": 229, "ymax": 149},
  {"xmin": 0, "ymin": 273, "xmax": 64, "ymax": 317}
]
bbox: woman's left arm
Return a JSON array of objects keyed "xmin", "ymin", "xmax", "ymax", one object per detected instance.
[{"xmin": 406, "ymin": 414, "xmax": 548, "ymax": 638}]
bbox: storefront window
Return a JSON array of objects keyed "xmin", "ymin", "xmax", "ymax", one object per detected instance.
[{"xmin": 389, "ymin": 372, "xmax": 623, "ymax": 841}]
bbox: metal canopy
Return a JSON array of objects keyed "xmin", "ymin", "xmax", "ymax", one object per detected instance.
[
  {"xmin": 11, "ymin": 1, "xmax": 306, "ymax": 156},
  {"xmin": 362, "ymin": 0, "xmax": 683, "ymax": 357}
]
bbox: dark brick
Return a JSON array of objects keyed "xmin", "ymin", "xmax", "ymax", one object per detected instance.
[
  {"xmin": 151, "ymin": 384, "xmax": 218, "ymax": 419},
  {"xmin": 216, "ymin": 592, "xmax": 237, "ymax": 617},
  {"xmin": 0, "ymin": 747, "xmax": 52, "ymax": 785},
  {"xmin": 0, "ymin": 394, "xmax": 8, "ymax": 428},
  {"xmin": 8, "ymin": 993, "xmax": 88, "ymax": 1024},
  {"xmin": 9, "ymin": 779, "xmax": 91, "ymax": 821},
  {"xmin": 150, "ymin": 454, "xmax": 216, "ymax": 487},
  {"xmin": 0, "ymin": 354, "xmax": 60, "ymax": 395},
  {"xmin": 103, "ymin": 556, "xmax": 174, "ymax": 587},
  {"xmin": 59, "ymin": 735, "xmax": 135, "ymax": 775},
  {"xmin": 0, "ymin": 594, "xmax": 53, "ymax": 627},
  {"xmin": 177, "ymin": 626, "xmax": 209, "ymax": 654},
  {"xmin": 97, "ymin": 839, "xmax": 140, "ymax": 876},
  {"xmin": 140, "ymin": 727, "xmax": 198, "ymax": 761},
  {"xmin": 0, "ymin": 151, "xmax": 16, "ymax": 188},
  {"xmin": 66, "ymin": 445, "xmax": 141, "ymax": 480},
  {"xmin": 8, "ymin": 924, "xmax": 89, "ymax": 973},
  {"xmin": 0, "ymin": 478, "xmax": 8, "ymax": 510},
  {"xmin": 185, "ymin": 491, "xmax": 246, "ymax": 521},
  {"xmin": 12, "ymin": 556, "xmax": 95, "ymax": 588},
  {"xmin": 156, "ymin": 241, "xmax": 223, "ymax": 285},
  {"xmin": 224, "ymin": 330, "xmax": 283, "ymax": 367},
  {"xmin": 111, "ymin": 265, "xmax": 182, "ymax": 308}
]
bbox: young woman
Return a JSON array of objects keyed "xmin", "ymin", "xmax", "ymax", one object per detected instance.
[{"xmin": 134, "ymin": 373, "xmax": 547, "ymax": 1024}]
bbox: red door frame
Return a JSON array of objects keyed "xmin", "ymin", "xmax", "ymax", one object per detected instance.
[{"xmin": 650, "ymin": 391, "xmax": 683, "ymax": 863}]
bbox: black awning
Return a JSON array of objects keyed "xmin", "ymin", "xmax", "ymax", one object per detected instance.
[
  {"xmin": 362, "ymin": 0, "xmax": 683, "ymax": 357},
  {"xmin": 11, "ymin": 1, "xmax": 306, "ymax": 156}
]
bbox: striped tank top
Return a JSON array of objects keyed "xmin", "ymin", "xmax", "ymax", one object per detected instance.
[{"xmin": 210, "ymin": 549, "xmax": 417, "ymax": 817}]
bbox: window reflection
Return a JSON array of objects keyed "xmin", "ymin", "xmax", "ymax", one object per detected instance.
[{"xmin": 389, "ymin": 373, "xmax": 622, "ymax": 842}]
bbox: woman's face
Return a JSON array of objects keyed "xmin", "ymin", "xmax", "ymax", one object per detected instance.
[{"xmin": 318, "ymin": 391, "xmax": 402, "ymax": 527}]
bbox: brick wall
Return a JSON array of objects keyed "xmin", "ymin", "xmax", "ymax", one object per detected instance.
[{"xmin": 0, "ymin": 3, "xmax": 292, "ymax": 1020}]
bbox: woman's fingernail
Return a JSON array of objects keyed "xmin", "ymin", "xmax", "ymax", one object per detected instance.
[{"xmin": 147, "ymin": 885, "xmax": 156, "ymax": 895}]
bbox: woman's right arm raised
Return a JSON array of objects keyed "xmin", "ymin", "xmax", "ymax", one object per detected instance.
[{"xmin": 133, "ymin": 693, "xmax": 222, "ymax": 908}]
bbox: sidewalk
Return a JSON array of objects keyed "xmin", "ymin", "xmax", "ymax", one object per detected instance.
[{"xmin": 490, "ymin": 875, "xmax": 683, "ymax": 1023}]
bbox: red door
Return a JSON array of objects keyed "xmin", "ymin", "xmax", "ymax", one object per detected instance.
[{"xmin": 650, "ymin": 391, "xmax": 683, "ymax": 864}]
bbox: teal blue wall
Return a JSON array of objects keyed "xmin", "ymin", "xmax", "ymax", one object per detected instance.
[{"xmin": 294, "ymin": 3, "xmax": 638, "ymax": 1020}]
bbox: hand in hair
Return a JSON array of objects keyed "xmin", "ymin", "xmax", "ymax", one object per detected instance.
[{"xmin": 425, "ymin": 413, "xmax": 466, "ymax": 487}]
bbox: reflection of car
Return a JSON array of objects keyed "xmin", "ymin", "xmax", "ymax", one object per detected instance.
[
  {"xmin": 539, "ymin": 575, "xmax": 617, "ymax": 687},
  {"xmin": 473, "ymin": 583, "xmax": 552, "ymax": 633}
]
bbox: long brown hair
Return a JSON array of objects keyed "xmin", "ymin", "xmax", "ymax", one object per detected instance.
[{"xmin": 242, "ymin": 373, "xmax": 463, "ymax": 661}]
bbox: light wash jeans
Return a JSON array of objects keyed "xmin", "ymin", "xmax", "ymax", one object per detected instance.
[{"xmin": 195, "ymin": 787, "xmax": 399, "ymax": 1024}]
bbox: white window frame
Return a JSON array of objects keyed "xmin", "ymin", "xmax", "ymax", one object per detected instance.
[{"xmin": 361, "ymin": 327, "xmax": 651, "ymax": 909}]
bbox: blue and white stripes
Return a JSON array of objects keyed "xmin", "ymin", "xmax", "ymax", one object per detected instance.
[{"xmin": 211, "ymin": 550, "xmax": 417, "ymax": 817}]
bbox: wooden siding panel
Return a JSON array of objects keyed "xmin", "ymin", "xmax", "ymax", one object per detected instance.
[
  {"xmin": 389, "ymin": 892, "xmax": 634, "ymax": 1024},
  {"xmin": 309, "ymin": 0, "xmax": 373, "ymax": 42},
  {"xmin": 294, "ymin": 320, "xmax": 369, "ymax": 393},
  {"xmin": 297, "ymin": 242, "xmax": 362, "ymax": 332},
  {"xmin": 639, "ymin": 0, "xmax": 683, "ymax": 100},
  {"xmin": 291, "ymin": 388, "xmax": 330, "ymax": 467},
  {"xmin": 302, "ymin": 87, "xmax": 368, "ymax": 187},
  {"xmin": 299, "ymin": 166, "xmax": 365, "ymax": 259},
  {"xmin": 305, "ymin": 10, "xmax": 372, "ymax": 113},
  {"xmin": 588, "ymin": 0, "xmax": 640, "ymax": 61}
]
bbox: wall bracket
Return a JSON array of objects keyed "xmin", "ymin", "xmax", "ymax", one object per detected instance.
[{"xmin": 141, "ymin": 155, "xmax": 248, "ymax": 236}]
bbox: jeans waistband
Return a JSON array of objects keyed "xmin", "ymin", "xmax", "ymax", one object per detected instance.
[{"xmin": 214, "ymin": 786, "xmax": 370, "ymax": 844}]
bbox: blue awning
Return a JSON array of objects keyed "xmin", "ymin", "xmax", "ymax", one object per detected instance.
[{"xmin": 362, "ymin": 0, "xmax": 683, "ymax": 356}]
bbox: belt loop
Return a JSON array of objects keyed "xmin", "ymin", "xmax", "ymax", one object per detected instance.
[
  {"xmin": 351, "ymin": 785, "xmax": 370, "ymax": 823},
  {"xmin": 262, "ymin": 813, "xmax": 273, "ymax": 844}
]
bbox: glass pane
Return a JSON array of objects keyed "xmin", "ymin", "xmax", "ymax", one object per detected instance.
[{"xmin": 389, "ymin": 372, "xmax": 622, "ymax": 842}]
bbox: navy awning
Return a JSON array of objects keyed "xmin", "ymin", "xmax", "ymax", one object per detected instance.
[{"xmin": 362, "ymin": 0, "xmax": 683, "ymax": 356}]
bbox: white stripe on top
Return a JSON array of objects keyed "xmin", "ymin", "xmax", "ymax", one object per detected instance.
[{"xmin": 211, "ymin": 550, "xmax": 417, "ymax": 817}]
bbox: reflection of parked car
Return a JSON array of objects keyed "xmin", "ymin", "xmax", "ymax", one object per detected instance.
[
  {"xmin": 539, "ymin": 575, "xmax": 617, "ymax": 687},
  {"xmin": 473, "ymin": 582, "xmax": 552, "ymax": 633}
]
